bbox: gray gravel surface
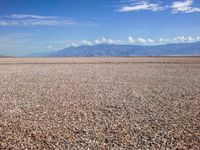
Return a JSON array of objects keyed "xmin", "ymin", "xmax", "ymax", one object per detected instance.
[{"xmin": 0, "ymin": 57, "xmax": 199, "ymax": 149}]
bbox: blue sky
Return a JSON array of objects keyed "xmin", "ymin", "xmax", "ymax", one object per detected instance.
[{"xmin": 0, "ymin": 0, "xmax": 200, "ymax": 56}]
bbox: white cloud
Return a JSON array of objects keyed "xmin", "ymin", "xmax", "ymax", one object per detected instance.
[
  {"xmin": 147, "ymin": 38, "xmax": 154, "ymax": 43},
  {"xmin": 107, "ymin": 39, "xmax": 115, "ymax": 44},
  {"xmin": 1, "ymin": 34, "xmax": 200, "ymax": 56},
  {"xmin": 158, "ymin": 36, "xmax": 200, "ymax": 43},
  {"xmin": 117, "ymin": 0, "xmax": 200, "ymax": 13},
  {"xmin": 171, "ymin": 0, "xmax": 200, "ymax": 13},
  {"xmin": 128, "ymin": 36, "xmax": 154, "ymax": 44},
  {"xmin": 10, "ymin": 14, "xmax": 59, "ymax": 19},
  {"xmin": 81, "ymin": 40, "xmax": 92, "ymax": 46},
  {"xmin": 0, "ymin": 14, "xmax": 77, "ymax": 26},
  {"xmin": 1, "ymin": 20, "xmax": 76, "ymax": 26},
  {"xmin": 94, "ymin": 39, "xmax": 102, "ymax": 44},
  {"xmin": 31, "ymin": 35, "xmax": 200, "ymax": 47},
  {"xmin": 118, "ymin": 1, "xmax": 165, "ymax": 12},
  {"xmin": 173, "ymin": 36, "xmax": 195, "ymax": 42},
  {"xmin": 159, "ymin": 38, "xmax": 170, "ymax": 43},
  {"xmin": 70, "ymin": 43, "xmax": 80, "ymax": 47},
  {"xmin": 66, "ymin": 36, "xmax": 200, "ymax": 47},
  {"xmin": 47, "ymin": 45, "xmax": 53, "ymax": 49},
  {"xmin": 174, "ymin": 36, "xmax": 186, "ymax": 42},
  {"xmin": 138, "ymin": 37, "xmax": 147, "ymax": 44},
  {"xmin": 0, "ymin": 20, "xmax": 18, "ymax": 26},
  {"xmin": 128, "ymin": 36, "xmax": 135, "ymax": 43},
  {"xmin": 101, "ymin": 37, "xmax": 107, "ymax": 43},
  {"xmin": 196, "ymin": 36, "xmax": 200, "ymax": 41},
  {"xmin": 94, "ymin": 37, "xmax": 122, "ymax": 44},
  {"xmin": 188, "ymin": 36, "xmax": 193, "ymax": 41},
  {"xmin": 159, "ymin": 36, "xmax": 199, "ymax": 43},
  {"xmin": 93, "ymin": 36, "xmax": 156, "ymax": 45}
]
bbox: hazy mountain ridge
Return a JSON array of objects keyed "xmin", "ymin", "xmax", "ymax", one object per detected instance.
[
  {"xmin": 0, "ymin": 55, "xmax": 14, "ymax": 58},
  {"xmin": 29, "ymin": 42, "xmax": 200, "ymax": 57}
]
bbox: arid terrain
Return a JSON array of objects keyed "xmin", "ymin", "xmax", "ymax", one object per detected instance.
[{"xmin": 0, "ymin": 57, "xmax": 199, "ymax": 149}]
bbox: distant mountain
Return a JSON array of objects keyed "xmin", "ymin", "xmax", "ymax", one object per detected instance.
[
  {"xmin": 0, "ymin": 55, "xmax": 14, "ymax": 58},
  {"xmin": 29, "ymin": 42, "xmax": 200, "ymax": 57}
]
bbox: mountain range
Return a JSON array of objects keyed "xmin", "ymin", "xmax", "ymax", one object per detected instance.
[
  {"xmin": 29, "ymin": 42, "xmax": 200, "ymax": 57},
  {"xmin": 0, "ymin": 55, "xmax": 14, "ymax": 58}
]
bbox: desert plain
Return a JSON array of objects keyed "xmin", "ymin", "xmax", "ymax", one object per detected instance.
[{"xmin": 0, "ymin": 57, "xmax": 199, "ymax": 149}]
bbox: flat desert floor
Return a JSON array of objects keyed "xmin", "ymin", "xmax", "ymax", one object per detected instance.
[{"xmin": 0, "ymin": 57, "xmax": 199, "ymax": 149}]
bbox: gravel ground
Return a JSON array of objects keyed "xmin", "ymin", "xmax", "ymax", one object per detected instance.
[{"xmin": 0, "ymin": 57, "xmax": 199, "ymax": 149}]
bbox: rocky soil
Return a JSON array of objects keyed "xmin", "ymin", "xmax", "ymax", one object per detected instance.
[{"xmin": 0, "ymin": 57, "xmax": 199, "ymax": 149}]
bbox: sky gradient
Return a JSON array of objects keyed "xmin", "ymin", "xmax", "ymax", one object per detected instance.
[{"xmin": 0, "ymin": 0, "xmax": 200, "ymax": 56}]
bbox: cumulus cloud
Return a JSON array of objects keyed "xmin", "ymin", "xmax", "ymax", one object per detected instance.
[
  {"xmin": 0, "ymin": 14, "xmax": 77, "ymax": 26},
  {"xmin": 49, "ymin": 36, "xmax": 200, "ymax": 48},
  {"xmin": 93, "ymin": 37, "xmax": 155, "ymax": 45},
  {"xmin": 137, "ymin": 37, "xmax": 147, "ymax": 44},
  {"xmin": 173, "ymin": 36, "xmax": 195, "ymax": 42},
  {"xmin": 127, "ymin": 36, "xmax": 155, "ymax": 44},
  {"xmin": 81, "ymin": 40, "xmax": 93, "ymax": 46},
  {"xmin": 159, "ymin": 38, "xmax": 170, "ymax": 43},
  {"xmin": 171, "ymin": 0, "xmax": 200, "ymax": 13},
  {"xmin": 136, "ymin": 36, "xmax": 200, "ymax": 44},
  {"xmin": 94, "ymin": 37, "xmax": 122, "ymax": 44},
  {"xmin": 159, "ymin": 36, "xmax": 199, "ymax": 43},
  {"xmin": 147, "ymin": 38, "xmax": 154, "ymax": 43},
  {"xmin": 128, "ymin": 36, "xmax": 135, "ymax": 43},
  {"xmin": 117, "ymin": 1, "xmax": 165, "ymax": 12},
  {"xmin": 70, "ymin": 35, "xmax": 200, "ymax": 47}
]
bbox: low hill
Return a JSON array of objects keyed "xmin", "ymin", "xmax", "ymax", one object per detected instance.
[{"xmin": 0, "ymin": 55, "xmax": 14, "ymax": 58}]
